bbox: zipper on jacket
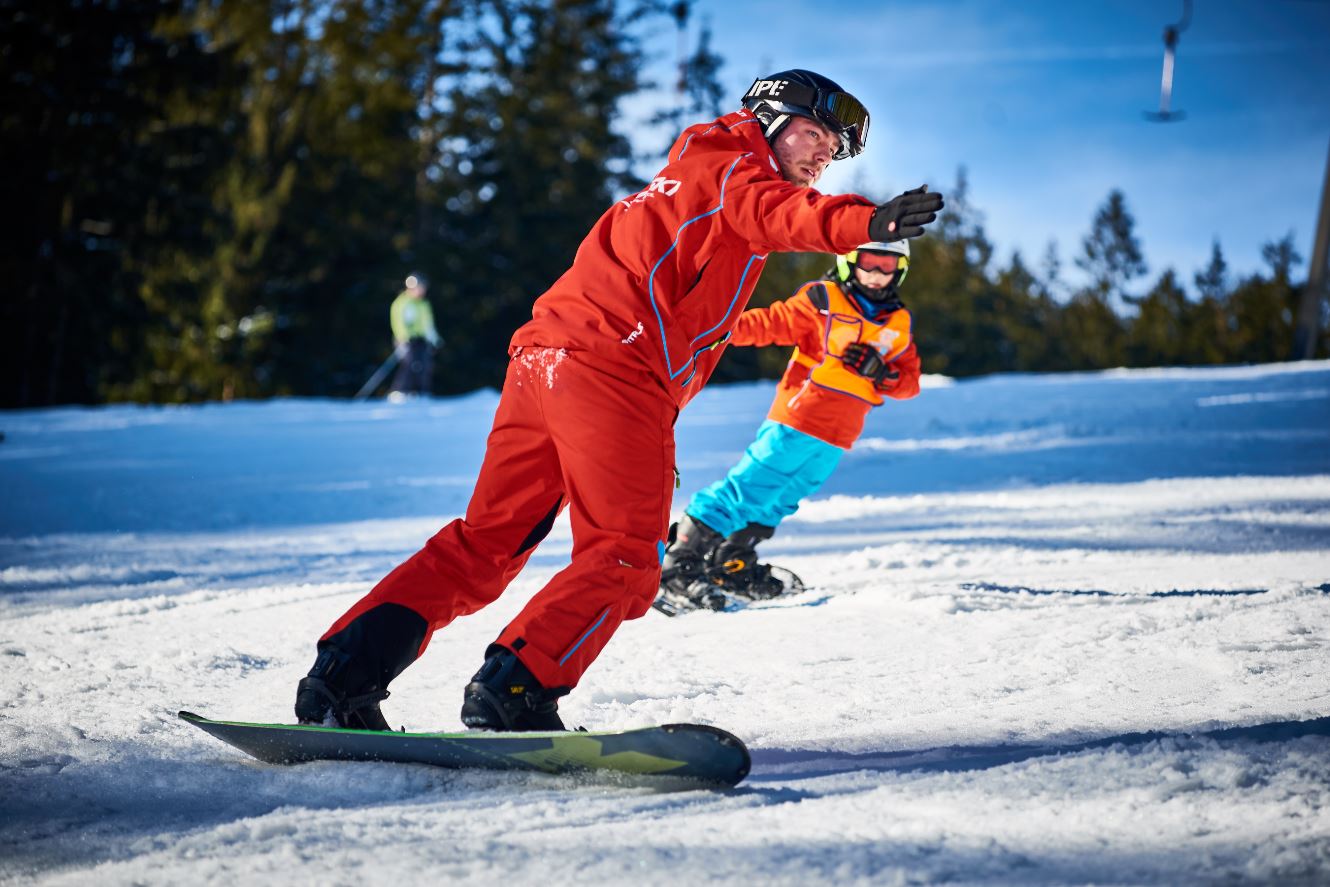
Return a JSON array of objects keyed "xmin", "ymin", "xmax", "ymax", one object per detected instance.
[{"xmin": 677, "ymin": 331, "xmax": 733, "ymax": 387}]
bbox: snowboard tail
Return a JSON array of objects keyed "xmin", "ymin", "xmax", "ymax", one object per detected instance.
[{"xmin": 179, "ymin": 711, "xmax": 750, "ymax": 787}]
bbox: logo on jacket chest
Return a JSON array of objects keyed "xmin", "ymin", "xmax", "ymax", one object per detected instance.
[
  {"xmin": 621, "ymin": 321, "xmax": 646, "ymax": 345},
  {"xmin": 620, "ymin": 176, "xmax": 683, "ymax": 210},
  {"xmin": 870, "ymin": 328, "xmax": 901, "ymax": 351}
]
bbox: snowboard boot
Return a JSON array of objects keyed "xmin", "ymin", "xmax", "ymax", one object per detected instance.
[
  {"xmin": 460, "ymin": 646, "xmax": 570, "ymax": 731},
  {"xmin": 657, "ymin": 514, "xmax": 728, "ymax": 611},
  {"xmin": 294, "ymin": 645, "xmax": 393, "ymax": 731},
  {"xmin": 710, "ymin": 523, "xmax": 785, "ymax": 600},
  {"xmin": 293, "ymin": 602, "xmax": 428, "ymax": 731}
]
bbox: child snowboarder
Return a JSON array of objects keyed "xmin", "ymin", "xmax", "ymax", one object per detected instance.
[{"xmin": 657, "ymin": 239, "xmax": 922, "ymax": 613}]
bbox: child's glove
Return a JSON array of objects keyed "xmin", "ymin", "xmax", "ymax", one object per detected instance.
[
  {"xmin": 841, "ymin": 343, "xmax": 900, "ymax": 389},
  {"xmin": 872, "ymin": 367, "xmax": 903, "ymax": 394}
]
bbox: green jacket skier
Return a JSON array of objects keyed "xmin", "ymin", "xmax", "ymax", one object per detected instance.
[{"xmin": 388, "ymin": 273, "xmax": 440, "ymax": 397}]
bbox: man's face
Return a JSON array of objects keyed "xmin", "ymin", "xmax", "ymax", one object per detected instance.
[{"xmin": 772, "ymin": 116, "xmax": 838, "ymax": 188}]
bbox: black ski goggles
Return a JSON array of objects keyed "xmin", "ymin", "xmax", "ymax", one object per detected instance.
[{"xmin": 743, "ymin": 78, "xmax": 870, "ymax": 159}]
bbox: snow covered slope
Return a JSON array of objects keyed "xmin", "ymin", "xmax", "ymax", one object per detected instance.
[{"xmin": 2, "ymin": 362, "xmax": 1328, "ymax": 885}]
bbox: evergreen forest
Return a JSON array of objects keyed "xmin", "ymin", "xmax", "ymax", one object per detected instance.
[{"xmin": 3, "ymin": 0, "xmax": 1323, "ymax": 407}]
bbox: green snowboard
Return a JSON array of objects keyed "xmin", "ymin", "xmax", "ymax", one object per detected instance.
[{"xmin": 179, "ymin": 710, "xmax": 750, "ymax": 787}]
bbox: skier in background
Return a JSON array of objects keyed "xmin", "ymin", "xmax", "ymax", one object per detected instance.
[
  {"xmin": 657, "ymin": 240, "xmax": 922, "ymax": 614},
  {"xmin": 293, "ymin": 69, "xmax": 944, "ymax": 732},
  {"xmin": 388, "ymin": 272, "xmax": 441, "ymax": 399}
]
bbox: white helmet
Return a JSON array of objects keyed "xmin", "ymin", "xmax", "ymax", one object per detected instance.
[{"xmin": 835, "ymin": 240, "xmax": 911, "ymax": 288}]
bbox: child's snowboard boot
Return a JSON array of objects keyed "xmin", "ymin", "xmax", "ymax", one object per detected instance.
[
  {"xmin": 654, "ymin": 514, "xmax": 728, "ymax": 613},
  {"xmin": 710, "ymin": 523, "xmax": 786, "ymax": 600}
]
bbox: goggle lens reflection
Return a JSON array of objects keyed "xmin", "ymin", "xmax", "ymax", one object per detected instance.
[{"xmin": 857, "ymin": 254, "xmax": 904, "ymax": 274}]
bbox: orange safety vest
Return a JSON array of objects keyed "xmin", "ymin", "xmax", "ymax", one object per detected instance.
[{"xmin": 791, "ymin": 282, "xmax": 912, "ymax": 406}]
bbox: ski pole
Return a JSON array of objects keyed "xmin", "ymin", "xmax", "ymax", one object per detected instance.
[{"xmin": 354, "ymin": 349, "xmax": 401, "ymax": 401}]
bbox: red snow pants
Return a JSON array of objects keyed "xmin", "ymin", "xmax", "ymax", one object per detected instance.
[{"xmin": 320, "ymin": 347, "xmax": 677, "ymax": 690}]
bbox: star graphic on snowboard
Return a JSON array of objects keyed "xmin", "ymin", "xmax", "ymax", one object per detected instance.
[{"xmin": 509, "ymin": 734, "xmax": 687, "ymax": 775}]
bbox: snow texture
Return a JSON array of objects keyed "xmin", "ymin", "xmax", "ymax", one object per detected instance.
[{"xmin": 2, "ymin": 361, "xmax": 1329, "ymax": 885}]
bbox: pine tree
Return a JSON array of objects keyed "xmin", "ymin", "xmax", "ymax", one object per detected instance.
[
  {"xmin": 680, "ymin": 17, "xmax": 724, "ymax": 119},
  {"xmin": 902, "ymin": 168, "xmax": 999, "ymax": 376},
  {"xmin": 0, "ymin": 0, "xmax": 228, "ymax": 405},
  {"xmin": 107, "ymin": 0, "xmax": 458, "ymax": 401},
  {"xmin": 1222, "ymin": 234, "xmax": 1302, "ymax": 363},
  {"xmin": 1180, "ymin": 240, "xmax": 1232, "ymax": 365},
  {"xmin": 1075, "ymin": 189, "xmax": 1147, "ymax": 311},
  {"xmin": 1127, "ymin": 270, "xmax": 1191, "ymax": 367},
  {"xmin": 643, "ymin": 2, "xmax": 725, "ymax": 163},
  {"xmin": 1055, "ymin": 191, "xmax": 1148, "ymax": 369},
  {"xmin": 264, "ymin": 0, "xmax": 457, "ymax": 398},
  {"xmin": 429, "ymin": 0, "xmax": 647, "ymax": 391},
  {"xmin": 1039, "ymin": 241, "xmax": 1064, "ymax": 301},
  {"xmin": 993, "ymin": 252, "xmax": 1059, "ymax": 372},
  {"xmin": 1194, "ymin": 240, "xmax": 1228, "ymax": 302}
]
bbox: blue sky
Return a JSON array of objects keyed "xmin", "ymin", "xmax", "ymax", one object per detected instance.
[{"xmin": 626, "ymin": 0, "xmax": 1330, "ymax": 294}]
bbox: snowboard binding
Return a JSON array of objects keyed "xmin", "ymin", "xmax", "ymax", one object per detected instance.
[
  {"xmin": 652, "ymin": 577, "xmax": 730, "ymax": 617},
  {"xmin": 294, "ymin": 646, "xmax": 393, "ymax": 731},
  {"xmin": 460, "ymin": 646, "xmax": 568, "ymax": 731},
  {"xmin": 652, "ymin": 518, "xmax": 805, "ymax": 616}
]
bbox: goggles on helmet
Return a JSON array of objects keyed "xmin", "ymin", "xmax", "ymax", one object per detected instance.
[{"xmin": 742, "ymin": 78, "xmax": 870, "ymax": 160}]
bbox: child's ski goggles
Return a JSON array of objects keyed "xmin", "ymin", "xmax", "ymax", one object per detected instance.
[{"xmin": 856, "ymin": 253, "xmax": 907, "ymax": 275}]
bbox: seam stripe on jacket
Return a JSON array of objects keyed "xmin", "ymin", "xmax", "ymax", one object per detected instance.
[
  {"xmin": 689, "ymin": 252, "xmax": 766, "ymax": 347},
  {"xmin": 647, "ymin": 154, "xmax": 748, "ymax": 381},
  {"xmin": 675, "ymin": 116, "xmax": 760, "ymax": 161}
]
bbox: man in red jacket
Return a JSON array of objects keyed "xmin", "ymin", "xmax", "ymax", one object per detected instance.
[{"xmin": 294, "ymin": 69, "xmax": 944, "ymax": 732}]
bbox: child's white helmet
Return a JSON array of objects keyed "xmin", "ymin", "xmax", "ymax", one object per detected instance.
[{"xmin": 835, "ymin": 239, "xmax": 911, "ymax": 288}]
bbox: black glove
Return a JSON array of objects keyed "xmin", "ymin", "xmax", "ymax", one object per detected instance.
[
  {"xmin": 868, "ymin": 185, "xmax": 944, "ymax": 242},
  {"xmin": 841, "ymin": 343, "xmax": 901, "ymax": 388}
]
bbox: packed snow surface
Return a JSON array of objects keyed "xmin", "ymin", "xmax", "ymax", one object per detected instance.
[{"xmin": 2, "ymin": 361, "xmax": 1329, "ymax": 885}]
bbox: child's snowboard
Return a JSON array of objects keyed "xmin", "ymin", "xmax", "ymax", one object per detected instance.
[{"xmin": 179, "ymin": 710, "xmax": 750, "ymax": 787}]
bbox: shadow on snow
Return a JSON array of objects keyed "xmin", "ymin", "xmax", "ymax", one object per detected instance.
[{"xmin": 746, "ymin": 715, "xmax": 1330, "ymax": 784}]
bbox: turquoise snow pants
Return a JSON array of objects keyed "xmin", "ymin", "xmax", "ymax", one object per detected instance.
[{"xmin": 686, "ymin": 420, "xmax": 844, "ymax": 537}]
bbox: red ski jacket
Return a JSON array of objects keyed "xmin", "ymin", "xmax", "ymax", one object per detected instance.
[{"xmin": 509, "ymin": 108, "xmax": 877, "ymax": 408}]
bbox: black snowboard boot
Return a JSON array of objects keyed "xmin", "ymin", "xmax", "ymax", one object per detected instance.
[
  {"xmin": 657, "ymin": 514, "xmax": 727, "ymax": 611},
  {"xmin": 710, "ymin": 523, "xmax": 785, "ymax": 600},
  {"xmin": 293, "ymin": 602, "xmax": 428, "ymax": 731},
  {"xmin": 294, "ymin": 645, "xmax": 393, "ymax": 730},
  {"xmin": 460, "ymin": 646, "xmax": 569, "ymax": 731}
]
